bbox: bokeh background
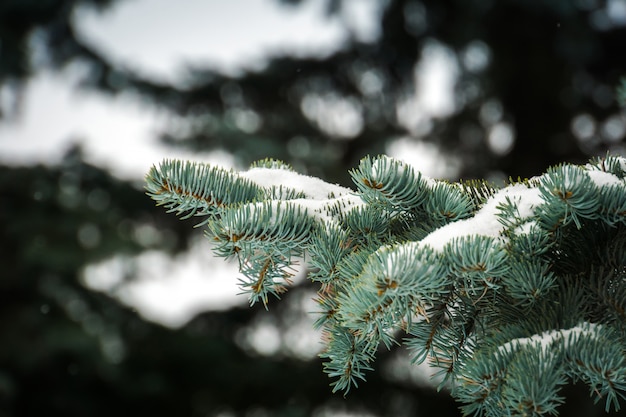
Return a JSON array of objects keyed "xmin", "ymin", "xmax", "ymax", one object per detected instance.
[{"xmin": 1, "ymin": 1, "xmax": 626, "ymax": 416}]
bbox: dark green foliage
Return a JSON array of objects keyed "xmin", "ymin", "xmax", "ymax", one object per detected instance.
[
  {"xmin": 618, "ymin": 78, "xmax": 626, "ymax": 108},
  {"xmin": 2, "ymin": 152, "xmax": 458, "ymax": 417}
]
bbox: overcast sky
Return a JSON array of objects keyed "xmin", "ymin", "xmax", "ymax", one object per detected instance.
[{"xmin": 0, "ymin": 0, "xmax": 380, "ymax": 177}]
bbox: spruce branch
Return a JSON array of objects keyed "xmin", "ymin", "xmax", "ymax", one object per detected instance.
[
  {"xmin": 147, "ymin": 154, "xmax": 626, "ymax": 416},
  {"xmin": 145, "ymin": 159, "xmax": 264, "ymax": 221}
]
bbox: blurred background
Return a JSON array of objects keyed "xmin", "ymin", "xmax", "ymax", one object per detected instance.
[{"xmin": 1, "ymin": 0, "xmax": 626, "ymax": 416}]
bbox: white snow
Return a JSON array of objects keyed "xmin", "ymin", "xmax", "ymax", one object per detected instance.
[
  {"xmin": 238, "ymin": 167, "xmax": 365, "ymax": 225},
  {"xmin": 241, "ymin": 167, "xmax": 354, "ymax": 200},
  {"xmin": 513, "ymin": 220, "xmax": 539, "ymax": 236},
  {"xmin": 508, "ymin": 185, "xmax": 544, "ymax": 218},
  {"xmin": 237, "ymin": 195, "xmax": 363, "ymax": 226},
  {"xmin": 421, "ymin": 184, "xmax": 543, "ymax": 251},
  {"xmin": 291, "ymin": 195, "xmax": 364, "ymax": 223},
  {"xmin": 586, "ymin": 169, "xmax": 623, "ymax": 187},
  {"xmin": 497, "ymin": 322, "xmax": 599, "ymax": 355}
]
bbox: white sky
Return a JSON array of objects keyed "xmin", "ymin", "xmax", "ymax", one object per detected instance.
[
  {"xmin": 0, "ymin": 0, "xmax": 378, "ymax": 177},
  {"xmin": 73, "ymin": 0, "xmax": 351, "ymax": 80},
  {"xmin": 83, "ymin": 241, "xmax": 245, "ymax": 328},
  {"xmin": 0, "ymin": 0, "xmax": 456, "ymax": 328}
]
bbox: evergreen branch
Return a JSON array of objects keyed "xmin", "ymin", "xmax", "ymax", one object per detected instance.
[
  {"xmin": 148, "ymin": 153, "xmax": 626, "ymax": 415},
  {"xmin": 537, "ymin": 164, "xmax": 600, "ymax": 229},
  {"xmin": 425, "ymin": 181, "xmax": 474, "ymax": 223},
  {"xmin": 207, "ymin": 200, "xmax": 314, "ymax": 257},
  {"xmin": 501, "ymin": 259, "xmax": 556, "ymax": 307},
  {"xmin": 320, "ymin": 326, "xmax": 376, "ymax": 394},
  {"xmin": 338, "ymin": 204, "xmax": 392, "ymax": 246},
  {"xmin": 145, "ymin": 159, "xmax": 264, "ymax": 220},
  {"xmin": 307, "ymin": 224, "xmax": 353, "ymax": 286},
  {"xmin": 350, "ymin": 155, "xmax": 428, "ymax": 211},
  {"xmin": 588, "ymin": 154, "xmax": 626, "ymax": 180},
  {"xmin": 563, "ymin": 324, "xmax": 626, "ymax": 412},
  {"xmin": 445, "ymin": 235, "xmax": 509, "ymax": 295},
  {"xmin": 460, "ymin": 179, "xmax": 499, "ymax": 210},
  {"xmin": 597, "ymin": 183, "xmax": 626, "ymax": 226}
]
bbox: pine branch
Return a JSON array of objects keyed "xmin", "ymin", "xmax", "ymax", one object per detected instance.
[{"xmin": 147, "ymin": 154, "xmax": 626, "ymax": 416}]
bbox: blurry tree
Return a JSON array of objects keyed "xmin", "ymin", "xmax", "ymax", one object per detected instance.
[
  {"xmin": 1, "ymin": 0, "xmax": 626, "ymax": 416},
  {"xmin": 0, "ymin": 148, "xmax": 460, "ymax": 416},
  {"xmin": 3, "ymin": 0, "xmax": 625, "ymax": 182}
]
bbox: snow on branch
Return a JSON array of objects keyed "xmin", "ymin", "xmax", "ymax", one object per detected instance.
[{"xmin": 147, "ymin": 153, "xmax": 626, "ymax": 415}]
